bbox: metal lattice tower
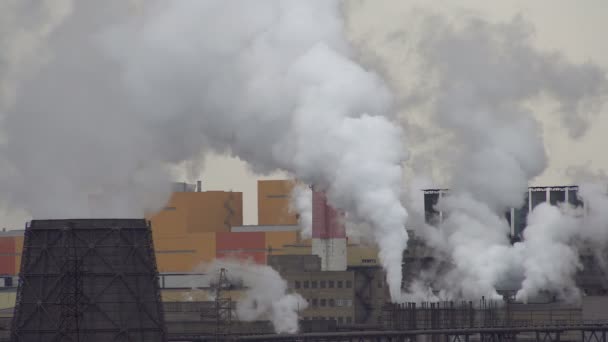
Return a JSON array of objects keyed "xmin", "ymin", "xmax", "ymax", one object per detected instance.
[
  {"xmin": 215, "ymin": 268, "xmax": 232, "ymax": 340},
  {"xmin": 57, "ymin": 223, "xmax": 85, "ymax": 341},
  {"xmin": 10, "ymin": 219, "xmax": 167, "ymax": 342}
]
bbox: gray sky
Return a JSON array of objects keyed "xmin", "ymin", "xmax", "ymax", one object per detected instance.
[{"xmin": 2, "ymin": 1, "xmax": 607, "ymax": 227}]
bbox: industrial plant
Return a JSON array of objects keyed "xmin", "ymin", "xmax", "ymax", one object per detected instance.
[
  {"xmin": 0, "ymin": 180, "xmax": 606, "ymax": 341},
  {"xmin": 2, "ymin": 0, "xmax": 608, "ymax": 341}
]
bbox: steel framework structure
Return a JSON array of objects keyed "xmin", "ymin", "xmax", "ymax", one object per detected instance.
[
  {"xmin": 10, "ymin": 219, "xmax": 167, "ymax": 342},
  {"xmin": 227, "ymin": 325, "xmax": 608, "ymax": 342}
]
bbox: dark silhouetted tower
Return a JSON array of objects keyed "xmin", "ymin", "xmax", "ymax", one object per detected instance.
[{"xmin": 11, "ymin": 219, "xmax": 167, "ymax": 342}]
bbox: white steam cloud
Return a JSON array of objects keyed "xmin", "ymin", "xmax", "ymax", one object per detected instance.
[
  {"xmin": 290, "ymin": 184, "xmax": 312, "ymax": 239},
  {"xmin": 203, "ymin": 259, "xmax": 307, "ymax": 334},
  {"xmin": 0, "ymin": 1, "xmax": 409, "ymax": 300},
  {"xmin": 407, "ymin": 14, "xmax": 607, "ymax": 300},
  {"xmin": 514, "ymin": 183, "xmax": 608, "ymax": 302}
]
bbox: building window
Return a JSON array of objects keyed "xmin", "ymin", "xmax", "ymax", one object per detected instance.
[
  {"xmin": 329, "ymin": 299, "xmax": 335, "ymax": 307},
  {"xmin": 320, "ymin": 299, "xmax": 326, "ymax": 307},
  {"xmin": 377, "ymin": 279, "xmax": 383, "ymax": 288},
  {"xmin": 337, "ymin": 280, "xmax": 343, "ymax": 288},
  {"xmin": 346, "ymin": 280, "xmax": 352, "ymax": 288},
  {"xmin": 304, "ymin": 281, "xmax": 309, "ymax": 289},
  {"xmin": 320, "ymin": 280, "xmax": 326, "ymax": 288},
  {"xmin": 311, "ymin": 281, "xmax": 317, "ymax": 289},
  {"xmin": 312, "ymin": 298, "xmax": 318, "ymax": 307},
  {"xmin": 346, "ymin": 317, "xmax": 352, "ymax": 324},
  {"xmin": 336, "ymin": 299, "xmax": 343, "ymax": 307},
  {"xmin": 328, "ymin": 280, "xmax": 334, "ymax": 288},
  {"xmin": 346, "ymin": 299, "xmax": 353, "ymax": 307},
  {"xmin": 338, "ymin": 317, "xmax": 344, "ymax": 324},
  {"xmin": 295, "ymin": 281, "xmax": 301, "ymax": 289}
]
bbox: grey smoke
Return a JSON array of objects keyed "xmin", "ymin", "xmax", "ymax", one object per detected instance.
[
  {"xmin": 0, "ymin": 1, "xmax": 409, "ymax": 300},
  {"xmin": 514, "ymin": 183, "xmax": 608, "ymax": 302},
  {"xmin": 407, "ymin": 13, "xmax": 607, "ymax": 300}
]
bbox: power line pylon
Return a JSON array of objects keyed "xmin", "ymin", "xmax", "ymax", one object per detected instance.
[{"xmin": 215, "ymin": 268, "xmax": 232, "ymax": 340}]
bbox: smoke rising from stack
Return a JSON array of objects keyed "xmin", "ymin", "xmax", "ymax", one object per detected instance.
[
  {"xmin": 406, "ymin": 14, "xmax": 607, "ymax": 301},
  {"xmin": 203, "ymin": 260, "xmax": 307, "ymax": 334},
  {"xmin": 0, "ymin": 1, "xmax": 409, "ymax": 300}
]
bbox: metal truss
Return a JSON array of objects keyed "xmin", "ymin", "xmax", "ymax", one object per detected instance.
[
  {"xmin": 11, "ymin": 219, "xmax": 167, "ymax": 342},
  {"xmin": 535, "ymin": 331, "xmax": 561, "ymax": 342},
  {"xmin": 583, "ymin": 330, "xmax": 608, "ymax": 342}
]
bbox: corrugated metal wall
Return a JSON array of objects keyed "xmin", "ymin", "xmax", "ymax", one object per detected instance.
[
  {"xmin": 0, "ymin": 237, "xmax": 15, "ymax": 275},
  {"xmin": 312, "ymin": 191, "xmax": 345, "ymax": 239},
  {"xmin": 216, "ymin": 232, "xmax": 266, "ymax": 264},
  {"xmin": 265, "ymin": 231, "xmax": 299, "ymax": 255},
  {"xmin": 312, "ymin": 191, "xmax": 327, "ymax": 238},
  {"xmin": 154, "ymin": 233, "xmax": 216, "ymax": 272},
  {"xmin": 149, "ymin": 191, "xmax": 243, "ymax": 236},
  {"xmin": 257, "ymin": 180, "xmax": 298, "ymax": 225}
]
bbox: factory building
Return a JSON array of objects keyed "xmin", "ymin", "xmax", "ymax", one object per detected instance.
[
  {"xmin": 422, "ymin": 185, "xmax": 608, "ymax": 296},
  {"xmin": 258, "ymin": 179, "xmax": 299, "ymax": 225},
  {"xmin": 148, "ymin": 182, "xmax": 243, "ymax": 272},
  {"xmin": 268, "ymin": 254, "xmax": 388, "ymax": 325},
  {"xmin": 423, "ymin": 185, "xmax": 583, "ymax": 238},
  {"xmin": 3, "ymin": 179, "xmax": 608, "ymax": 338}
]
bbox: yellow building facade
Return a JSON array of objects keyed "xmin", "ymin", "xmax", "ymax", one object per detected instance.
[
  {"xmin": 258, "ymin": 180, "xmax": 298, "ymax": 225},
  {"xmin": 149, "ymin": 191, "xmax": 243, "ymax": 273}
]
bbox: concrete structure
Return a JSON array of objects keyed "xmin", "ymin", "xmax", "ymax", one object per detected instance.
[
  {"xmin": 258, "ymin": 180, "xmax": 298, "ymax": 225},
  {"xmin": 312, "ymin": 191, "xmax": 347, "ymax": 271}
]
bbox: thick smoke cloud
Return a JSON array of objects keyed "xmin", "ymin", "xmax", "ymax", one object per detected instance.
[
  {"xmin": 409, "ymin": 14, "xmax": 607, "ymax": 300},
  {"xmin": 109, "ymin": 0, "xmax": 409, "ymax": 299},
  {"xmin": 202, "ymin": 259, "xmax": 307, "ymax": 334},
  {"xmin": 514, "ymin": 183, "xmax": 608, "ymax": 303},
  {"xmin": 514, "ymin": 203, "xmax": 581, "ymax": 303},
  {"xmin": 0, "ymin": 1, "xmax": 409, "ymax": 299}
]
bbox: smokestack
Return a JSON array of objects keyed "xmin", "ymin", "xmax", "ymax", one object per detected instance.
[
  {"xmin": 197, "ymin": 180, "xmax": 202, "ymax": 192},
  {"xmin": 311, "ymin": 190, "xmax": 346, "ymax": 271}
]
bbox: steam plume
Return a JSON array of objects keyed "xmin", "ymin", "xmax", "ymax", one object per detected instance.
[
  {"xmin": 203, "ymin": 259, "xmax": 307, "ymax": 334},
  {"xmin": 410, "ymin": 14, "xmax": 606, "ymax": 299},
  {"xmin": 290, "ymin": 184, "xmax": 312, "ymax": 239},
  {"xmin": 0, "ymin": 1, "xmax": 409, "ymax": 299},
  {"xmin": 514, "ymin": 183, "xmax": 608, "ymax": 302}
]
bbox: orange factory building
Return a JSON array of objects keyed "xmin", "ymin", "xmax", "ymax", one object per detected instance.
[{"xmin": 0, "ymin": 180, "xmax": 377, "ymax": 278}]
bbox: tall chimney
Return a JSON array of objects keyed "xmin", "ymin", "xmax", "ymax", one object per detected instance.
[
  {"xmin": 311, "ymin": 190, "xmax": 347, "ymax": 271},
  {"xmin": 197, "ymin": 180, "xmax": 202, "ymax": 192}
]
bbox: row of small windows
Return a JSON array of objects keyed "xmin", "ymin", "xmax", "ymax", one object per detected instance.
[
  {"xmin": 308, "ymin": 298, "xmax": 353, "ymax": 307},
  {"xmin": 294, "ymin": 280, "xmax": 352, "ymax": 289},
  {"xmin": 303, "ymin": 316, "xmax": 353, "ymax": 324}
]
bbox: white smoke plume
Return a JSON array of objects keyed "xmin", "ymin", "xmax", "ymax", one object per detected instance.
[
  {"xmin": 109, "ymin": 0, "xmax": 409, "ymax": 300},
  {"xmin": 514, "ymin": 203, "xmax": 582, "ymax": 303},
  {"xmin": 409, "ymin": 14, "xmax": 607, "ymax": 299},
  {"xmin": 202, "ymin": 259, "xmax": 307, "ymax": 334},
  {"xmin": 513, "ymin": 183, "xmax": 608, "ymax": 302},
  {"xmin": 290, "ymin": 184, "xmax": 312, "ymax": 239},
  {"xmin": 0, "ymin": 1, "xmax": 409, "ymax": 300}
]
